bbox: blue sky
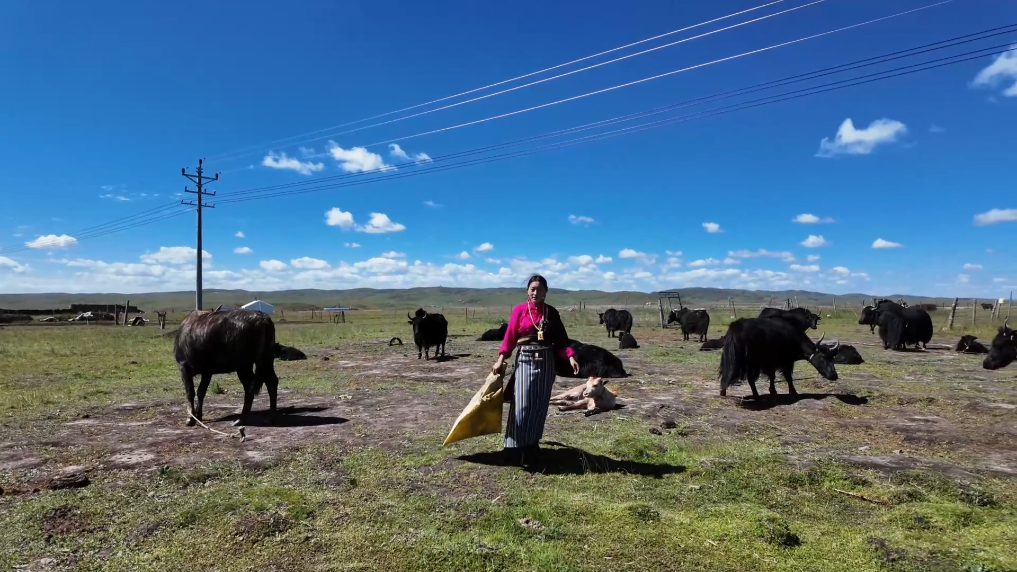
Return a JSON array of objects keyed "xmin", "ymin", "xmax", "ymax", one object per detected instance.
[{"xmin": 1, "ymin": 0, "xmax": 1016, "ymax": 297}]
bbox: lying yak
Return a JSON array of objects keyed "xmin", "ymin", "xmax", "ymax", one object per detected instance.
[
  {"xmin": 477, "ymin": 322, "xmax": 508, "ymax": 342},
  {"xmin": 274, "ymin": 343, "xmax": 307, "ymax": 361},
  {"xmin": 173, "ymin": 308, "xmax": 279, "ymax": 427},
  {"xmin": 954, "ymin": 335, "xmax": 989, "ymax": 354},
  {"xmin": 982, "ymin": 322, "xmax": 1015, "ymax": 370},
  {"xmin": 820, "ymin": 340, "xmax": 865, "ymax": 364},
  {"xmin": 555, "ymin": 339, "xmax": 628, "ymax": 379},
  {"xmin": 699, "ymin": 335, "xmax": 726, "ymax": 351},
  {"xmin": 618, "ymin": 332, "xmax": 639, "ymax": 349},
  {"xmin": 549, "ymin": 377, "xmax": 618, "ymax": 416}
]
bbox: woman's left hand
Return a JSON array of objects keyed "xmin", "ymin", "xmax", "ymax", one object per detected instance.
[{"xmin": 569, "ymin": 356, "xmax": 580, "ymax": 375}]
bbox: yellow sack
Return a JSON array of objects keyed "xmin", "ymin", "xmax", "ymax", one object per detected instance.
[{"xmin": 443, "ymin": 369, "xmax": 505, "ymax": 446}]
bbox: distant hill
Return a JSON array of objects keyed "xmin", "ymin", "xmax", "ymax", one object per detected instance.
[{"xmin": 0, "ymin": 287, "xmax": 973, "ymax": 313}]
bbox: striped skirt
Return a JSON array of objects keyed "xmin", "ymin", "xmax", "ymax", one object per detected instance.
[{"xmin": 505, "ymin": 344, "xmax": 556, "ymax": 449}]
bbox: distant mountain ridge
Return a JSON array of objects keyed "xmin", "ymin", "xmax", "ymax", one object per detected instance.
[{"xmin": 0, "ymin": 287, "xmax": 970, "ymax": 313}]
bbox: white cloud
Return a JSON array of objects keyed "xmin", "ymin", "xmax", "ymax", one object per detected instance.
[
  {"xmin": 474, "ymin": 242, "xmax": 494, "ymax": 253},
  {"xmin": 388, "ymin": 144, "xmax": 432, "ymax": 163},
  {"xmin": 423, "ymin": 200, "xmax": 441, "ymax": 208},
  {"xmin": 357, "ymin": 213, "xmax": 406, "ymax": 234},
  {"xmin": 325, "ymin": 207, "xmax": 355, "ymax": 230},
  {"xmin": 568, "ymin": 255, "xmax": 594, "ymax": 266},
  {"xmin": 807, "ymin": 254, "xmax": 821, "ymax": 262},
  {"xmin": 618, "ymin": 249, "xmax": 655, "ymax": 264},
  {"xmin": 568, "ymin": 215, "xmax": 595, "ymax": 225},
  {"xmin": 790, "ymin": 264, "xmax": 820, "ymax": 272},
  {"xmin": 260, "ymin": 260, "xmax": 287, "ymax": 271},
  {"xmin": 957, "ymin": 274, "xmax": 970, "ymax": 284},
  {"xmin": 702, "ymin": 222, "xmax": 722, "ymax": 233},
  {"xmin": 345, "ymin": 242, "xmax": 361, "ymax": 248},
  {"xmin": 485, "ymin": 258, "xmax": 501, "ymax": 264},
  {"xmin": 381, "ymin": 251, "xmax": 406, "ymax": 259},
  {"xmin": 665, "ymin": 250, "xmax": 682, "ymax": 256},
  {"xmin": 602, "ymin": 271, "xmax": 617, "ymax": 281},
  {"xmin": 261, "ymin": 151, "xmax": 324, "ymax": 176},
  {"xmin": 793, "ymin": 213, "xmax": 834, "ymax": 224},
  {"xmin": 454, "ymin": 251, "xmax": 471, "ymax": 260},
  {"xmin": 728, "ymin": 249, "xmax": 796, "ymax": 262},
  {"xmin": 973, "ymin": 208, "xmax": 1017, "ymax": 226},
  {"xmin": 872, "ymin": 238, "xmax": 902, "ymax": 249},
  {"xmin": 327, "ymin": 142, "xmax": 392, "ymax": 173},
  {"xmin": 235, "ymin": 231, "xmax": 245, "ymax": 238},
  {"xmin": 299, "ymin": 146, "xmax": 316, "ymax": 157},
  {"xmin": 355, "ymin": 257, "xmax": 408, "ymax": 274},
  {"xmin": 971, "ymin": 46, "xmax": 1017, "ymax": 97},
  {"xmin": 963, "ymin": 263, "xmax": 983, "ymax": 270},
  {"xmin": 140, "ymin": 246, "xmax": 211, "ymax": 265},
  {"xmin": 0, "ymin": 256, "xmax": 27, "ymax": 273},
  {"xmin": 234, "ymin": 246, "xmax": 254, "ymax": 255},
  {"xmin": 25, "ymin": 234, "xmax": 78, "ymax": 250},
  {"xmin": 291, "ymin": 257, "xmax": 330, "ymax": 269},
  {"xmin": 595, "ymin": 255, "xmax": 612, "ymax": 264},
  {"xmin": 993, "ymin": 277, "xmax": 1008, "ymax": 283},
  {"xmin": 723, "ymin": 257, "xmax": 739, "ymax": 265},
  {"xmin": 800, "ymin": 235, "xmax": 828, "ymax": 248},
  {"xmin": 816, "ymin": 118, "xmax": 907, "ymax": 157},
  {"xmin": 688, "ymin": 258, "xmax": 721, "ymax": 267},
  {"xmin": 851, "ymin": 272, "xmax": 870, "ymax": 280},
  {"xmin": 831, "ymin": 266, "xmax": 850, "ymax": 275}
]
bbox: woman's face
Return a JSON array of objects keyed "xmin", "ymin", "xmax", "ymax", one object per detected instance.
[{"xmin": 527, "ymin": 281, "xmax": 547, "ymax": 303}]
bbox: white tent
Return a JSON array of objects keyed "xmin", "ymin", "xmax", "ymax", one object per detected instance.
[{"xmin": 241, "ymin": 299, "xmax": 274, "ymax": 314}]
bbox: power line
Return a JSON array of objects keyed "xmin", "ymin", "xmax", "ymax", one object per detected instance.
[
  {"xmin": 203, "ymin": 0, "xmax": 787, "ymax": 162},
  {"xmin": 214, "ymin": 44, "xmax": 1017, "ymax": 206},
  {"xmin": 210, "ymin": 0, "xmax": 826, "ymax": 163},
  {"xmin": 359, "ymin": 0, "xmax": 958, "ymax": 150},
  {"xmin": 214, "ymin": 22, "xmax": 1017, "ymax": 200}
]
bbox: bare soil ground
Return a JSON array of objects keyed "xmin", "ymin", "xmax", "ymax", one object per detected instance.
[{"xmin": 3, "ymin": 330, "xmax": 1014, "ymax": 490}]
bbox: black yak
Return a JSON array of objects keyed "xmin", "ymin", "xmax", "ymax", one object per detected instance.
[
  {"xmin": 699, "ymin": 336, "xmax": 726, "ymax": 351},
  {"xmin": 719, "ymin": 317, "xmax": 837, "ymax": 398},
  {"xmin": 955, "ymin": 335, "xmax": 989, "ymax": 354},
  {"xmin": 983, "ymin": 321, "xmax": 1016, "ymax": 370},
  {"xmin": 274, "ymin": 343, "xmax": 307, "ymax": 361},
  {"xmin": 821, "ymin": 341, "xmax": 865, "ymax": 364},
  {"xmin": 859, "ymin": 306, "xmax": 879, "ymax": 333},
  {"xmin": 597, "ymin": 308, "xmax": 633, "ymax": 338},
  {"xmin": 872, "ymin": 299, "xmax": 933, "ymax": 350},
  {"xmin": 668, "ymin": 308, "xmax": 710, "ymax": 342},
  {"xmin": 555, "ymin": 339, "xmax": 628, "ymax": 379},
  {"xmin": 477, "ymin": 322, "xmax": 508, "ymax": 342},
  {"xmin": 758, "ymin": 307, "xmax": 821, "ymax": 331},
  {"xmin": 173, "ymin": 309, "xmax": 279, "ymax": 427},
  {"xmin": 618, "ymin": 332, "xmax": 639, "ymax": 349},
  {"xmin": 407, "ymin": 308, "xmax": 448, "ymax": 360}
]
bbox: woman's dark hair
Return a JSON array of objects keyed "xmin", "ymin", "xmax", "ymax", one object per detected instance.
[{"xmin": 525, "ymin": 274, "xmax": 548, "ymax": 291}]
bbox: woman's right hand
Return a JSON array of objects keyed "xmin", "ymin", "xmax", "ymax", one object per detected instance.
[{"xmin": 491, "ymin": 354, "xmax": 506, "ymax": 375}]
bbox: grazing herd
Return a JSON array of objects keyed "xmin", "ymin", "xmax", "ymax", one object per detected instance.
[{"xmin": 172, "ymin": 301, "xmax": 1015, "ymax": 426}]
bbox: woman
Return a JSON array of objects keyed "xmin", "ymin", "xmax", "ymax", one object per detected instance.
[{"xmin": 491, "ymin": 274, "xmax": 580, "ymax": 469}]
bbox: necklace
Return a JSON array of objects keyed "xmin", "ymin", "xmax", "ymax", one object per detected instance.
[{"xmin": 527, "ymin": 301, "xmax": 546, "ymax": 341}]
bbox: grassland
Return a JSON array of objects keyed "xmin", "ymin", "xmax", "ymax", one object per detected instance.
[{"xmin": 0, "ymin": 307, "xmax": 1014, "ymax": 571}]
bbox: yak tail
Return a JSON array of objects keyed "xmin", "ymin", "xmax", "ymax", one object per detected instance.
[
  {"xmin": 252, "ymin": 317, "xmax": 278, "ymax": 395},
  {"xmin": 718, "ymin": 322, "xmax": 747, "ymax": 393}
]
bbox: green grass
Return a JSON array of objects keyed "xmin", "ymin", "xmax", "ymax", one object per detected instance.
[{"xmin": 0, "ymin": 310, "xmax": 1014, "ymax": 571}]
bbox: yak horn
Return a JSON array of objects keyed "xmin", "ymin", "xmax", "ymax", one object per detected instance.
[
  {"xmin": 832, "ymin": 340, "xmax": 841, "ymax": 350},
  {"xmin": 816, "ymin": 332, "xmax": 826, "ymax": 346},
  {"xmin": 407, "ymin": 312, "xmax": 413, "ymax": 320}
]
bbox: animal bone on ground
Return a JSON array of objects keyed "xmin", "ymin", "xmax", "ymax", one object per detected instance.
[{"xmin": 549, "ymin": 377, "xmax": 617, "ymax": 416}]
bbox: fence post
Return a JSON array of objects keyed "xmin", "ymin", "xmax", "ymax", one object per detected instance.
[
  {"xmin": 944, "ymin": 297, "xmax": 959, "ymax": 330},
  {"xmin": 972, "ymin": 299, "xmax": 977, "ymax": 327},
  {"xmin": 125, "ymin": 299, "xmax": 130, "ymax": 326}
]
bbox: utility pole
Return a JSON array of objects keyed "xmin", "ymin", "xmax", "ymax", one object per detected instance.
[{"xmin": 181, "ymin": 159, "xmax": 219, "ymax": 311}]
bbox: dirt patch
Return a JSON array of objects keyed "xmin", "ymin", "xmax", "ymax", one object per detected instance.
[
  {"xmin": 234, "ymin": 510, "xmax": 295, "ymax": 543},
  {"xmin": 1, "ymin": 335, "xmax": 1015, "ymax": 484},
  {"xmin": 42, "ymin": 504, "xmax": 92, "ymax": 540}
]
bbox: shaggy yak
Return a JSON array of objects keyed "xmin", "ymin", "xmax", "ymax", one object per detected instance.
[
  {"xmin": 618, "ymin": 332, "xmax": 639, "ymax": 349},
  {"xmin": 173, "ymin": 309, "xmax": 279, "ymax": 427}
]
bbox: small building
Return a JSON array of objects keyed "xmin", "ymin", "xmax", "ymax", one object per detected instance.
[{"xmin": 241, "ymin": 300, "xmax": 274, "ymax": 314}]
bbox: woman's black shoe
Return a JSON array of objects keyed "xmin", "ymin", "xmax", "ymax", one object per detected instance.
[{"xmin": 520, "ymin": 445, "xmax": 542, "ymax": 471}]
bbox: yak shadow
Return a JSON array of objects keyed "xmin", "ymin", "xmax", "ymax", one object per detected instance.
[
  {"xmin": 433, "ymin": 353, "xmax": 470, "ymax": 363},
  {"xmin": 732, "ymin": 393, "xmax": 869, "ymax": 411},
  {"xmin": 213, "ymin": 405, "xmax": 349, "ymax": 427},
  {"xmin": 457, "ymin": 441, "xmax": 684, "ymax": 477}
]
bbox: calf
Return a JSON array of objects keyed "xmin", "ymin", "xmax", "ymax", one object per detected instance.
[
  {"xmin": 173, "ymin": 309, "xmax": 279, "ymax": 427},
  {"xmin": 597, "ymin": 308, "xmax": 633, "ymax": 338},
  {"xmin": 555, "ymin": 339, "xmax": 628, "ymax": 378},
  {"xmin": 407, "ymin": 308, "xmax": 448, "ymax": 360},
  {"xmin": 699, "ymin": 336, "xmax": 725, "ymax": 351},
  {"xmin": 955, "ymin": 335, "xmax": 989, "ymax": 354},
  {"xmin": 549, "ymin": 377, "xmax": 618, "ymax": 416},
  {"xmin": 719, "ymin": 317, "xmax": 837, "ymax": 398},
  {"xmin": 983, "ymin": 321, "xmax": 1016, "ymax": 370},
  {"xmin": 668, "ymin": 308, "xmax": 710, "ymax": 342},
  {"xmin": 274, "ymin": 343, "xmax": 307, "ymax": 361},
  {"xmin": 477, "ymin": 322, "xmax": 508, "ymax": 342},
  {"xmin": 618, "ymin": 332, "xmax": 639, "ymax": 349}
]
